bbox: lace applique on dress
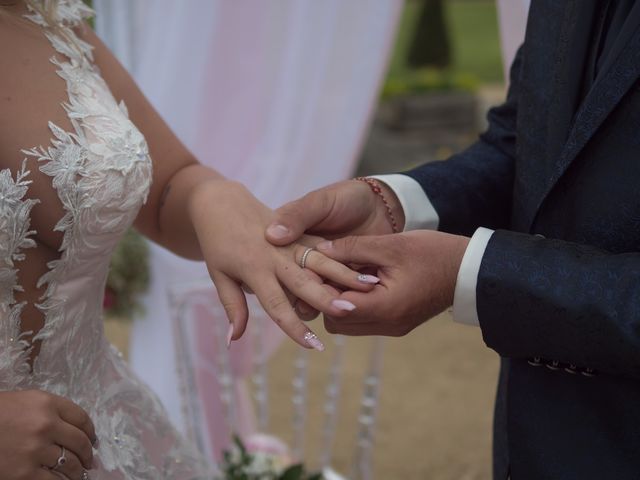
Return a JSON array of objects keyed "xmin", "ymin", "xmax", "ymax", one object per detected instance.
[
  {"xmin": 18, "ymin": 0, "xmax": 153, "ymax": 373},
  {"xmin": 0, "ymin": 162, "xmax": 39, "ymax": 389},
  {"xmin": 0, "ymin": 1, "xmax": 216, "ymax": 478}
]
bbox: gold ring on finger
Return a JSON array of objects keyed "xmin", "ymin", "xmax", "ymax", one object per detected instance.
[{"xmin": 299, "ymin": 247, "xmax": 315, "ymax": 269}]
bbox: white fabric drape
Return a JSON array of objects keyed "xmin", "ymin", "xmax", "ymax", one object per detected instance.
[
  {"xmin": 94, "ymin": 0, "xmax": 402, "ymax": 436},
  {"xmin": 496, "ymin": 0, "xmax": 531, "ymax": 80}
]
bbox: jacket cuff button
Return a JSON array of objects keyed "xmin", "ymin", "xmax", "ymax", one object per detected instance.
[
  {"xmin": 546, "ymin": 360, "xmax": 560, "ymax": 370},
  {"xmin": 527, "ymin": 357, "xmax": 543, "ymax": 366}
]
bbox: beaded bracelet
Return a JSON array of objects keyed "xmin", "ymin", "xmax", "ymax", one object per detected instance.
[{"xmin": 355, "ymin": 177, "xmax": 400, "ymax": 233}]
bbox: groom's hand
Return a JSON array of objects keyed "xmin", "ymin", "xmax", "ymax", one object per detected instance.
[
  {"xmin": 265, "ymin": 180, "xmax": 406, "ymax": 245},
  {"xmin": 317, "ymin": 231, "xmax": 470, "ymax": 336}
]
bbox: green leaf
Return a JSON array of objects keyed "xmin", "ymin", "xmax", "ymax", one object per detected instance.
[{"xmin": 279, "ymin": 464, "xmax": 305, "ymax": 480}]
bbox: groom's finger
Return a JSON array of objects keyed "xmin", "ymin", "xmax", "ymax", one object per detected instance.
[
  {"xmin": 282, "ymin": 289, "xmax": 318, "ymax": 321},
  {"xmin": 324, "ymin": 317, "xmax": 408, "ymax": 337},
  {"xmin": 316, "ymin": 236, "xmax": 394, "ymax": 266},
  {"xmin": 331, "ymin": 287, "xmax": 389, "ymax": 324},
  {"xmin": 266, "ymin": 190, "xmax": 333, "ymax": 245},
  {"xmin": 290, "ymin": 270, "xmax": 325, "ymax": 321}
]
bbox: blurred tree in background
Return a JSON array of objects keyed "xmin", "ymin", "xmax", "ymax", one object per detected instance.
[
  {"xmin": 384, "ymin": 0, "xmax": 502, "ymax": 98},
  {"xmin": 408, "ymin": 0, "xmax": 451, "ymax": 69}
]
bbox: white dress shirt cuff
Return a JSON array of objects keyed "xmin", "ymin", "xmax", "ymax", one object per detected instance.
[
  {"xmin": 371, "ymin": 174, "xmax": 439, "ymax": 231},
  {"xmin": 452, "ymin": 227, "xmax": 495, "ymax": 327}
]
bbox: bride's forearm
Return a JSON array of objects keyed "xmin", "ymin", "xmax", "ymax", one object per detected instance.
[
  {"xmin": 150, "ymin": 162, "xmax": 228, "ymax": 260},
  {"xmin": 136, "ymin": 159, "xmax": 373, "ymax": 349}
]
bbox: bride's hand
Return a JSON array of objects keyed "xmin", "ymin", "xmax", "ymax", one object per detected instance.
[
  {"xmin": 0, "ymin": 390, "xmax": 96, "ymax": 480},
  {"xmin": 188, "ymin": 180, "xmax": 377, "ymax": 350}
]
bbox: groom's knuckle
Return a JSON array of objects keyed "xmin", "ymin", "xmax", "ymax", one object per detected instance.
[{"xmin": 280, "ymin": 201, "xmax": 304, "ymax": 222}]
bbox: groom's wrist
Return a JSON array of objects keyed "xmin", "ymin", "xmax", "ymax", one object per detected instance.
[
  {"xmin": 355, "ymin": 176, "xmax": 405, "ymax": 232},
  {"xmin": 452, "ymin": 227, "xmax": 494, "ymax": 327},
  {"xmin": 371, "ymin": 174, "xmax": 439, "ymax": 232},
  {"xmin": 377, "ymin": 181, "xmax": 406, "ymax": 231}
]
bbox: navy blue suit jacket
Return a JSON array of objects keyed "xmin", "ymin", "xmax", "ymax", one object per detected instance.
[{"xmin": 403, "ymin": 2, "xmax": 640, "ymax": 478}]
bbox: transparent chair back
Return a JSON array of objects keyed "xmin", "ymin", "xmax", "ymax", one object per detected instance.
[{"xmin": 169, "ymin": 279, "xmax": 385, "ymax": 480}]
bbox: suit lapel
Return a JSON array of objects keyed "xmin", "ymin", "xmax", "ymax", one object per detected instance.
[
  {"xmin": 518, "ymin": 0, "xmax": 596, "ymax": 231},
  {"xmin": 529, "ymin": 12, "xmax": 640, "ymax": 230},
  {"xmin": 541, "ymin": 1, "xmax": 596, "ymax": 186}
]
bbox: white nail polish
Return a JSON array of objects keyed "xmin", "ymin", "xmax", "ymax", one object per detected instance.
[
  {"xmin": 357, "ymin": 274, "xmax": 380, "ymax": 284},
  {"xmin": 332, "ymin": 299, "xmax": 356, "ymax": 311},
  {"xmin": 304, "ymin": 331, "xmax": 325, "ymax": 352}
]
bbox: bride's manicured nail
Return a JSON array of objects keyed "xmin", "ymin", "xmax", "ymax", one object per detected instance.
[
  {"xmin": 304, "ymin": 331, "xmax": 325, "ymax": 352},
  {"xmin": 317, "ymin": 241, "xmax": 333, "ymax": 252},
  {"xmin": 226, "ymin": 324, "xmax": 234, "ymax": 349},
  {"xmin": 267, "ymin": 224, "xmax": 290, "ymax": 239},
  {"xmin": 357, "ymin": 274, "xmax": 380, "ymax": 284},
  {"xmin": 332, "ymin": 299, "xmax": 356, "ymax": 311}
]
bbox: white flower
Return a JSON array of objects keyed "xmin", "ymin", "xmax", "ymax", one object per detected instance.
[{"xmin": 94, "ymin": 408, "xmax": 144, "ymax": 472}]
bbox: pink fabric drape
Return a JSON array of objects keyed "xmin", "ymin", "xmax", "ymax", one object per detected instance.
[{"xmin": 496, "ymin": 0, "xmax": 531, "ymax": 81}]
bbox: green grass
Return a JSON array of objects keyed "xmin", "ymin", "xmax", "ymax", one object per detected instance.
[{"xmin": 387, "ymin": 0, "xmax": 503, "ymax": 85}]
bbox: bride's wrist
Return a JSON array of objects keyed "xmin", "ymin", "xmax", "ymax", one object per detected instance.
[
  {"xmin": 188, "ymin": 178, "xmax": 235, "ymax": 226},
  {"xmin": 188, "ymin": 179, "xmax": 271, "ymax": 231}
]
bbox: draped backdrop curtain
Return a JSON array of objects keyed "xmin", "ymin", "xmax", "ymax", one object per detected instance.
[
  {"xmin": 94, "ymin": 0, "xmax": 402, "ymax": 457},
  {"xmin": 496, "ymin": 0, "xmax": 531, "ymax": 81}
]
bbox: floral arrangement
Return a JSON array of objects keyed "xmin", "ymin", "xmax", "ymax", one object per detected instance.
[
  {"xmin": 104, "ymin": 229, "xmax": 150, "ymax": 318},
  {"xmin": 218, "ymin": 436, "xmax": 323, "ymax": 480}
]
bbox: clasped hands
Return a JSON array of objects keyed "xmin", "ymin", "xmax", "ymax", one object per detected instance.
[
  {"xmin": 195, "ymin": 178, "xmax": 469, "ymax": 350},
  {"xmin": 263, "ymin": 180, "xmax": 470, "ymax": 339}
]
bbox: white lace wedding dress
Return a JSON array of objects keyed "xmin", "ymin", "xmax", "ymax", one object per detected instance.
[{"xmin": 0, "ymin": 1, "xmax": 215, "ymax": 478}]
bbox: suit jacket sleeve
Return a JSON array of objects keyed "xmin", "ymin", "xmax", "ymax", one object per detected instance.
[
  {"xmin": 478, "ymin": 230, "xmax": 640, "ymax": 378},
  {"xmin": 402, "ymin": 48, "xmax": 523, "ymax": 237}
]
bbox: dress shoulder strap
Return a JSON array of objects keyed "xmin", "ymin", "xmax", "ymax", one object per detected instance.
[
  {"xmin": 24, "ymin": 0, "xmax": 95, "ymax": 63},
  {"xmin": 25, "ymin": 0, "xmax": 94, "ymax": 29}
]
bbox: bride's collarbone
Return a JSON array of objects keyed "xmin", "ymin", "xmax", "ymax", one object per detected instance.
[
  {"xmin": 0, "ymin": 16, "xmax": 83, "ymax": 246},
  {"xmin": 0, "ymin": 11, "xmax": 75, "ymax": 147}
]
